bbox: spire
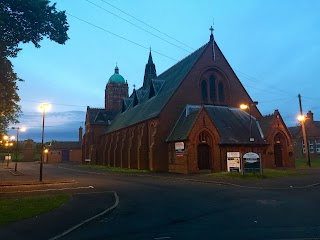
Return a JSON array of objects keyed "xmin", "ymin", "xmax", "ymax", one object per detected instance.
[
  {"xmin": 210, "ymin": 24, "xmax": 216, "ymax": 61},
  {"xmin": 209, "ymin": 25, "xmax": 214, "ymax": 41},
  {"xmin": 115, "ymin": 64, "xmax": 119, "ymax": 74},
  {"xmin": 148, "ymin": 49, "xmax": 153, "ymax": 64},
  {"xmin": 143, "ymin": 50, "xmax": 157, "ymax": 89}
]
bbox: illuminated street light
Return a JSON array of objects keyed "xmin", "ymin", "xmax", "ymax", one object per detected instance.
[
  {"xmin": 39, "ymin": 103, "xmax": 50, "ymax": 181},
  {"xmin": 3, "ymin": 135, "xmax": 15, "ymax": 167},
  {"xmin": 297, "ymin": 114, "xmax": 310, "ymax": 167},
  {"xmin": 11, "ymin": 127, "xmax": 26, "ymax": 172},
  {"xmin": 240, "ymin": 101, "xmax": 258, "ymax": 150},
  {"xmin": 240, "ymin": 104, "xmax": 249, "ymax": 110}
]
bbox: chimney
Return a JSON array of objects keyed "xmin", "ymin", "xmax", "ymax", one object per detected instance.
[
  {"xmin": 307, "ymin": 110, "xmax": 314, "ymax": 122},
  {"xmin": 79, "ymin": 126, "xmax": 83, "ymax": 142}
]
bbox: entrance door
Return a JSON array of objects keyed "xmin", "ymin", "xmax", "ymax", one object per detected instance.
[
  {"xmin": 274, "ymin": 144, "xmax": 283, "ymax": 167},
  {"xmin": 61, "ymin": 150, "xmax": 70, "ymax": 162},
  {"xmin": 197, "ymin": 144, "xmax": 211, "ymax": 170}
]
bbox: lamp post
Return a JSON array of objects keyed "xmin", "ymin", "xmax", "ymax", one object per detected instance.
[
  {"xmin": 3, "ymin": 135, "xmax": 15, "ymax": 167},
  {"xmin": 240, "ymin": 101, "xmax": 258, "ymax": 151},
  {"xmin": 11, "ymin": 127, "xmax": 26, "ymax": 172},
  {"xmin": 297, "ymin": 114, "xmax": 311, "ymax": 167},
  {"xmin": 39, "ymin": 103, "xmax": 50, "ymax": 181}
]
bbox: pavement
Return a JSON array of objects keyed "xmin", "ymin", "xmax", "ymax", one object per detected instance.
[
  {"xmin": 1, "ymin": 161, "xmax": 320, "ymax": 189},
  {"xmin": 1, "ymin": 162, "xmax": 320, "ymax": 239}
]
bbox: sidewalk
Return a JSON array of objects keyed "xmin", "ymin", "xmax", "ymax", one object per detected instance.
[
  {"xmin": 1, "ymin": 162, "xmax": 320, "ymax": 190},
  {"xmin": 0, "ymin": 161, "xmax": 75, "ymax": 187}
]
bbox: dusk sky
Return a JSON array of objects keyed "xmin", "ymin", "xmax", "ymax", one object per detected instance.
[{"xmin": 8, "ymin": 0, "xmax": 320, "ymax": 142}]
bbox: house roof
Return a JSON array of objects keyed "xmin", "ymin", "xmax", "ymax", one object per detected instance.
[
  {"xmin": 288, "ymin": 126, "xmax": 301, "ymax": 137},
  {"xmin": 105, "ymin": 43, "xmax": 208, "ymax": 133},
  {"xmin": 50, "ymin": 141, "xmax": 81, "ymax": 149},
  {"xmin": 167, "ymin": 105, "xmax": 266, "ymax": 145}
]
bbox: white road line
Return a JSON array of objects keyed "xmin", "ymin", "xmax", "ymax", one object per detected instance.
[
  {"xmin": 0, "ymin": 186, "xmax": 94, "ymax": 194},
  {"xmin": 48, "ymin": 191, "xmax": 119, "ymax": 240},
  {"xmin": 154, "ymin": 237, "xmax": 171, "ymax": 240}
]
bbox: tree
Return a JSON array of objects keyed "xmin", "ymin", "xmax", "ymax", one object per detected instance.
[{"xmin": 0, "ymin": 0, "xmax": 69, "ymax": 134}]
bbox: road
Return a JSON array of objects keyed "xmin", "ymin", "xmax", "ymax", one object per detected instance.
[{"xmin": 1, "ymin": 163, "xmax": 320, "ymax": 240}]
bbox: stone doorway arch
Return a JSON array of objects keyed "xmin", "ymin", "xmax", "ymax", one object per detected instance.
[
  {"xmin": 197, "ymin": 144, "xmax": 211, "ymax": 170},
  {"xmin": 197, "ymin": 131, "xmax": 213, "ymax": 170},
  {"xmin": 274, "ymin": 132, "xmax": 287, "ymax": 167}
]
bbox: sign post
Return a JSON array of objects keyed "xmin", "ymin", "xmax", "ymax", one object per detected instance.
[{"xmin": 242, "ymin": 152, "xmax": 263, "ymax": 176}]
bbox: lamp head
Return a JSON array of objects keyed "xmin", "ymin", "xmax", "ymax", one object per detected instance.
[
  {"xmin": 240, "ymin": 104, "xmax": 249, "ymax": 110},
  {"xmin": 297, "ymin": 115, "xmax": 306, "ymax": 122}
]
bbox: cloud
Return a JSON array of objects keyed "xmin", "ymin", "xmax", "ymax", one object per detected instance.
[{"xmin": 9, "ymin": 111, "xmax": 86, "ymax": 142}]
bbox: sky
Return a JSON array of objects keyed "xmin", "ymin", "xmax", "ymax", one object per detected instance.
[{"xmin": 7, "ymin": 0, "xmax": 320, "ymax": 142}]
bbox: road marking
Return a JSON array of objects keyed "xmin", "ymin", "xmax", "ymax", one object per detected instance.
[
  {"xmin": 154, "ymin": 237, "xmax": 171, "ymax": 240},
  {"xmin": 0, "ymin": 186, "xmax": 94, "ymax": 194},
  {"xmin": 49, "ymin": 191, "xmax": 119, "ymax": 240}
]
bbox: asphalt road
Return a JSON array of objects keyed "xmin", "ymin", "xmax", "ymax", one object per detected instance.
[{"xmin": 1, "ymin": 163, "xmax": 320, "ymax": 240}]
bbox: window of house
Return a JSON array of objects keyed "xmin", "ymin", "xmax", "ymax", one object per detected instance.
[
  {"xmin": 316, "ymin": 140, "xmax": 320, "ymax": 153},
  {"xmin": 302, "ymin": 140, "xmax": 306, "ymax": 153},
  {"xmin": 309, "ymin": 140, "xmax": 314, "ymax": 153},
  {"xmin": 209, "ymin": 75, "xmax": 216, "ymax": 102},
  {"xmin": 201, "ymin": 80, "xmax": 208, "ymax": 102}
]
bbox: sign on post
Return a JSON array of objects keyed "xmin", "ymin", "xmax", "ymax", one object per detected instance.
[
  {"xmin": 175, "ymin": 142, "xmax": 185, "ymax": 156},
  {"xmin": 242, "ymin": 152, "xmax": 262, "ymax": 175}
]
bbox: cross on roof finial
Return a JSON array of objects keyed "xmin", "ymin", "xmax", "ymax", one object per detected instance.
[{"xmin": 209, "ymin": 26, "xmax": 214, "ymax": 35}]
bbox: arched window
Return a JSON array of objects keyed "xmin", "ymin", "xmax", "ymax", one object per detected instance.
[
  {"xmin": 199, "ymin": 131, "xmax": 210, "ymax": 143},
  {"xmin": 201, "ymin": 80, "xmax": 208, "ymax": 103},
  {"xmin": 218, "ymin": 82, "xmax": 224, "ymax": 102},
  {"xmin": 209, "ymin": 75, "xmax": 216, "ymax": 102}
]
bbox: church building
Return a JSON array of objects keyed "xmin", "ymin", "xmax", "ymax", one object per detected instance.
[{"xmin": 83, "ymin": 30, "xmax": 295, "ymax": 173}]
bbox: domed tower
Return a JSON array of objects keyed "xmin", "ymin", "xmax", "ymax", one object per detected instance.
[{"xmin": 105, "ymin": 65, "xmax": 129, "ymax": 111}]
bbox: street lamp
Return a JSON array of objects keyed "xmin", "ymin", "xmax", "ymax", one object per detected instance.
[
  {"xmin": 240, "ymin": 101, "xmax": 258, "ymax": 151},
  {"xmin": 3, "ymin": 135, "xmax": 15, "ymax": 167},
  {"xmin": 297, "ymin": 114, "xmax": 311, "ymax": 167},
  {"xmin": 11, "ymin": 127, "xmax": 26, "ymax": 172},
  {"xmin": 39, "ymin": 103, "xmax": 50, "ymax": 181}
]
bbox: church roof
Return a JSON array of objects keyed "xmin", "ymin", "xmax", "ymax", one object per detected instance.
[
  {"xmin": 167, "ymin": 105, "xmax": 266, "ymax": 145},
  {"xmin": 108, "ymin": 65, "xmax": 125, "ymax": 84},
  {"xmin": 166, "ymin": 106, "xmax": 201, "ymax": 142},
  {"xmin": 86, "ymin": 107, "xmax": 119, "ymax": 125},
  {"xmin": 258, "ymin": 114, "xmax": 274, "ymax": 136},
  {"xmin": 106, "ymin": 43, "xmax": 208, "ymax": 133}
]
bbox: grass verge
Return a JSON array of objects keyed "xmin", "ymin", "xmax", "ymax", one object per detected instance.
[
  {"xmin": 0, "ymin": 194, "xmax": 71, "ymax": 225},
  {"xmin": 206, "ymin": 169, "xmax": 305, "ymax": 179},
  {"xmin": 295, "ymin": 158, "xmax": 320, "ymax": 168},
  {"xmin": 80, "ymin": 164, "xmax": 150, "ymax": 173}
]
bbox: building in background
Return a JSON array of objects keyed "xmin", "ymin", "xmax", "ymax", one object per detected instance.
[
  {"xmin": 83, "ymin": 30, "xmax": 295, "ymax": 173},
  {"xmin": 289, "ymin": 110, "xmax": 320, "ymax": 160},
  {"xmin": 47, "ymin": 127, "xmax": 83, "ymax": 163}
]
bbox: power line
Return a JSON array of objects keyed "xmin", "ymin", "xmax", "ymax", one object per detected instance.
[
  {"xmin": 98, "ymin": 0, "xmax": 195, "ymax": 51},
  {"xmin": 235, "ymin": 69, "xmax": 294, "ymax": 96},
  {"xmin": 20, "ymin": 99, "xmax": 88, "ymax": 108},
  {"xmin": 84, "ymin": 0, "xmax": 191, "ymax": 53},
  {"xmin": 65, "ymin": 11, "xmax": 178, "ymax": 62},
  {"xmin": 64, "ymin": 5, "xmax": 297, "ymax": 99}
]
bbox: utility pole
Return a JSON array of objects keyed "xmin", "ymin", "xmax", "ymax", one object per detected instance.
[{"xmin": 298, "ymin": 94, "xmax": 311, "ymax": 167}]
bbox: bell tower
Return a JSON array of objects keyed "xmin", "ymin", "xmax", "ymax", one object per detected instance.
[{"xmin": 105, "ymin": 65, "xmax": 129, "ymax": 111}]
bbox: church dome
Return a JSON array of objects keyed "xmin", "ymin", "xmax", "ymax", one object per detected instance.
[{"xmin": 108, "ymin": 65, "xmax": 125, "ymax": 84}]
